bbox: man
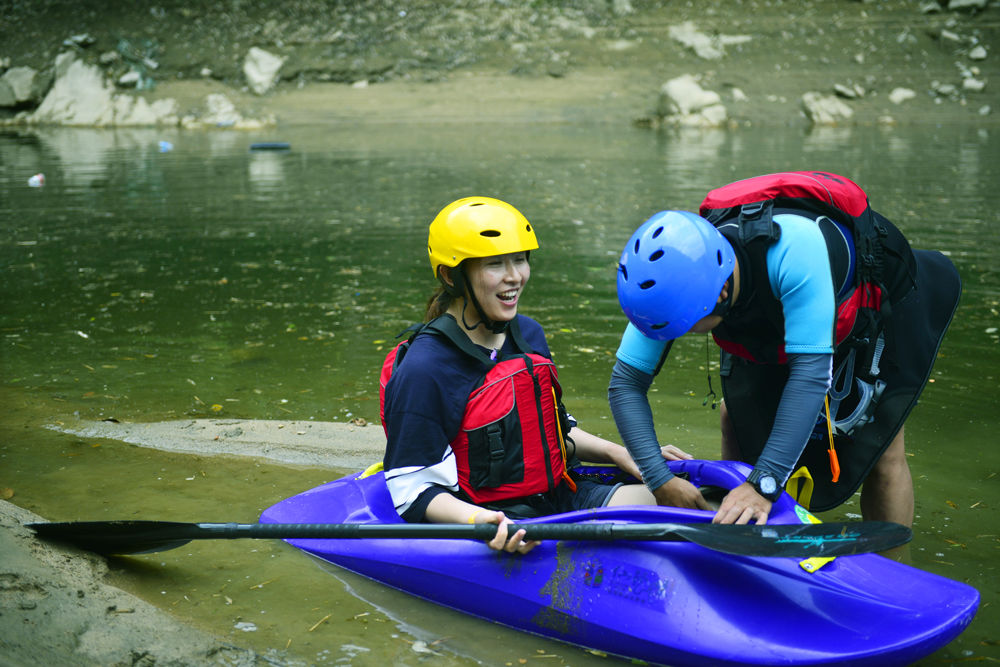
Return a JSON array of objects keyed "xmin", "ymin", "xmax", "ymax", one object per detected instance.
[{"xmin": 609, "ymin": 171, "xmax": 960, "ymax": 525}]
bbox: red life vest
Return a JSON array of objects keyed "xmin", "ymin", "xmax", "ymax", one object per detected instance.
[
  {"xmin": 699, "ymin": 171, "xmax": 915, "ymax": 371},
  {"xmin": 379, "ymin": 315, "xmax": 571, "ymax": 504}
]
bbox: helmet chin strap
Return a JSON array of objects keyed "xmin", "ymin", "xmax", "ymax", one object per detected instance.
[
  {"xmin": 442, "ymin": 265, "xmax": 508, "ymax": 335},
  {"xmin": 462, "ymin": 290, "xmax": 509, "ymax": 334}
]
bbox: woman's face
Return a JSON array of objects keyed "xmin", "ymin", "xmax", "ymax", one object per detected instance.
[{"xmin": 465, "ymin": 252, "xmax": 530, "ymax": 323}]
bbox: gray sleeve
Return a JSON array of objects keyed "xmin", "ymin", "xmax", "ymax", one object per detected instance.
[
  {"xmin": 753, "ymin": 352, "xmax": 833, "ymax": 483},
  {"xmin": 608, "ymin": 359, "xmax": 676, "ymax": 490}
]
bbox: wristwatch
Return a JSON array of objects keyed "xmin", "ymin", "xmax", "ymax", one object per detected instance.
[{"xmin": 746, "ymin": 469, "xmax": 782, "ymax": 502}]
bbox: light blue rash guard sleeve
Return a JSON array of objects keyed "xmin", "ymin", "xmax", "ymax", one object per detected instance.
[
  {"xmin": 615, "ymin": 322, "xmax": 672, "ymax": 375},
  {"xmin": 610, "ymin": 325, "xmax": 675, "ymax": 491},
  {"xmin": 768, "ymin": 214, "xmax": 836, "ymax": 355}
]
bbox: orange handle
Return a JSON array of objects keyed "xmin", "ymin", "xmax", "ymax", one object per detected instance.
[
  {"xmin": 824, "ymin": 394, "xmax": 840, "ymax": 483},
  {"xmin": 828, "ymin": 448, "xmax": 841, "ymax": 484}
]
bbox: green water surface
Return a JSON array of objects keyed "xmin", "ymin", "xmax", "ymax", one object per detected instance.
[{"xmin": 2, "ymin": 122, "xmax": 997, "ymax": 665}]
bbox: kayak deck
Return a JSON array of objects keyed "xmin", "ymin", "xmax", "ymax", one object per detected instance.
[{"xmin": 260, "ymin": 459, "xmax": 978, "ymax": 666}]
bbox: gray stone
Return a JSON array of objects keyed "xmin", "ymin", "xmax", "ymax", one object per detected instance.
[{"xmin": 243, "ymin": 47, "xmax": 286, "ymax": 95}]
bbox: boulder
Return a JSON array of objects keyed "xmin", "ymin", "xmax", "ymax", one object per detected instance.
[
  {"xmin": 243, "ymin": 47, "xmax": 286, "ymax": 95},
  {"xmin": 0, "ymin": 80, "xmax": 15, "ymax": 107},
  {"xmin": 2, "ymin": 66, "xmax": 44, "ymax": 104},
  {"xmin": 963, "ymin": 78, "xmax": 986, "ymax": 92},
  {"xmin": 30, "ymin": 54, "xmax": 178, "ymax": 127},
  {"xmin": 32, "ymin": 58, "xmax": 115, "ymax": 125},
  {"xmin": 801, "ymin": 92, "xmax": 854, "ymax": 125},
  {"xmin": 114, "ymin": 95, "xmax": 180, "ymax": 126},
  {"xmin": 889, "ymin": 87, "xmax": 917, "ymax": 104},
  {"xmin": 656, "ymin": 74, "xmax": 728, "ymax": 127}
]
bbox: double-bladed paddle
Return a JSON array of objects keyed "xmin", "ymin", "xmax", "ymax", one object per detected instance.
[{"xmin": 27, "ymin": 519, "xmax": 910, "ymax": 558}]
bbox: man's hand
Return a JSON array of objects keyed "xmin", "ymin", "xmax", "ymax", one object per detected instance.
[
  {"xmin": 652, "ymin": 476, "xmax": 712, "ymax": 510},
  {"xmin": 712, "ymin": 482, "xmax": 773, "ymax": 525}
]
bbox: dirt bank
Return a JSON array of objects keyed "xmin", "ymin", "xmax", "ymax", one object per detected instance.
[
  {"xmin": 2, "ymin": 1, "xmax": 998, "ymax": 128},
  {"xmin": 1, "ymin": 420, "xmax": 383, "ymax": 667},
  {"xmin": 0, "ymin": 501, "xmax": 262, "ymax": 667},
  {"xmin": 47, "ymin": 418, "xmax": 387, "ymax": 470}
]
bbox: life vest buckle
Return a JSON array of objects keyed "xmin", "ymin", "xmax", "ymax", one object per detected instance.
[
  {"xmin": 484, "ymin": 423, "xmax": 506, "ymax": 487},
  {"xmin": 834, "ymin": 378, "xmax": 886, "ymax": 436},
  {"xmin": 737, "ymin": 200, "xmax": 780, "ymax": 244}
]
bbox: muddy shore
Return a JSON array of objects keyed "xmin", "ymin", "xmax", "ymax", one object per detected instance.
[{"xmin": 1, "ymin": 419, "xmax": 385, "ymax": 667}]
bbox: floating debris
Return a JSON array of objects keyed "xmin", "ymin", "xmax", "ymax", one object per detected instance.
[
  {"xmin": 250, "ymin": 142, "xmax": 290, "ymax": 151},
  {"xmin": 308, "ymin": 613, "xmax": 331, "ymax": 632}
]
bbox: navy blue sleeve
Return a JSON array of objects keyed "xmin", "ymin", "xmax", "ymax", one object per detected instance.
[
  {"xmin": 382, "ymin": 334, "xmax": 479, "ymax": 521},
  {"xmin": 753, "ymin": 352, "xmax": 832, "ymax": 484}
]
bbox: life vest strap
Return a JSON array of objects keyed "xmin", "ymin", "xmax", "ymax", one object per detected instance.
[
  {"xmin": 484, "ymin": 423, "xmax": 506, "ymax": 488},
  {"xmin": 787, "ymin": 465, "xmax": 815, "ymax": 508},
  {"xmin": 552, "ymin": 387, "xmax": 577, "ymax": 493}
]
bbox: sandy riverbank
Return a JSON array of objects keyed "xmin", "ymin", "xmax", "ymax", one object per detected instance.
[{"xmin": 1, "ymin": 419, "xmax": 384, "ymax": 667}]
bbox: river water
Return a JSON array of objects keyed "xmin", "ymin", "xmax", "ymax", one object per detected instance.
[{"xmin": 2, "ymin": 122, "xmax": 997, "ymax": 666}]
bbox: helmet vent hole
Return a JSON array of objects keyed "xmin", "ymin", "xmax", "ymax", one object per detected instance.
[
  {"xmin": 633, "ymin": 239, "xmax": 641, "ymax": 253},
  {"xmin": 651, "ymin": 322, "xmax": 668, "ymax": 331},
  {"xmin": 716, "ymin": 249, "xmax": 723, "ymax": 265},
  {"xmin": 652, "ymin": 226, "xmax": 664, "ymax": 239},
  {"xmin": 619, "ymin": 265, "xmax": 628, "ymax": 280},
  {"xmin": 525, "ymin": 223, "xmax": 532, "ymax": 233},
  {"xmin": 480, "ymin": 229, "xmax": 501, "ymax": 237},
  {"xmin": 649, "ymin": 250, "xmax": 664, "ymax": 261},
  {"xmin": 639, "ymin": 279, "xmax": 656, "ymax": 290}
]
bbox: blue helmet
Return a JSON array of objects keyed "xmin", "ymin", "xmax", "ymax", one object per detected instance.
[{"xmin": 617, "ymin": 210, "xmax": 736, "ymax": 340}]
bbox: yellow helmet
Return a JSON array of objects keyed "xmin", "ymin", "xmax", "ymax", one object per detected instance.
[{"xmin": 427, "ymin": 197, "xmax": 539, "ymax": 278}]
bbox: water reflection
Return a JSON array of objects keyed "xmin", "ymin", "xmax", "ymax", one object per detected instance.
[
  {"xmin": 1, "ymin": 122, "xmax": 998, "ymax": 665},
  {"xmin": 248, "ymin": 150, "xmax": 287, "ymax": 188}
]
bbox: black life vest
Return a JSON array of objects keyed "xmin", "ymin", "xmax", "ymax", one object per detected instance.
[
  {"xmin": 379, "ymin": 315, "xmax": 573, "ymax": 504},
  {"xmin": 698, "ymin": 172, "xmax": 933, "ymax": 511}
]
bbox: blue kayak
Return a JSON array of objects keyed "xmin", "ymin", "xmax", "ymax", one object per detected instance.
[{"xmin": 259, "ymin": 459, "xmax": 978, "ymax": 666}]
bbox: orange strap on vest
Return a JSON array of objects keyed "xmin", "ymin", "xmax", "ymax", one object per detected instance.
[
  {"xmin": 552, "ymin": 388, "xmax": 577, "ymax": 493},
  {"xmin": 824, "ymin": 394, "xmax": 841, "ymax": 483}
]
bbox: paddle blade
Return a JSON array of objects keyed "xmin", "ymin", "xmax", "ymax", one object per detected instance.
[
  {"xmin": 657, "ymin": 521, "xmax": 912, "ymax": 558},
  {"xmin": 28, "ymin": 521, "xmax": 200, "ymax": 556}
]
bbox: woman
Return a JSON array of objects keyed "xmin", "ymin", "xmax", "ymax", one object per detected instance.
[{"xmin": 381, "ymin": 196, "xmax": 696, "ymax": 554}]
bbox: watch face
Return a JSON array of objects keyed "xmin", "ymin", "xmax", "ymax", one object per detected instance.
[{"xmin": 760, "ymin": 476, "xmax": 777, "ymax": 495}]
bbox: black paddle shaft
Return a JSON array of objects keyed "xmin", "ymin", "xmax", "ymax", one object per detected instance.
[{"xmin": 27, "ymin": 519, "xmax": 911, "ymax": 558}]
